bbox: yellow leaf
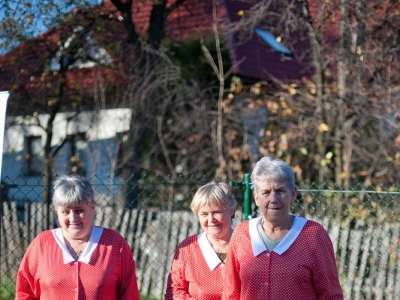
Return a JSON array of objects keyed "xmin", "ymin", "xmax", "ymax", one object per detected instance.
[
  {"xmin": 299, "ymin": 148, "xmax": 308, "ymax": 155},
  {"xmin": 289, "ymin": 88, "xmax": 296, "ymax": 95},
  {"xmin": 237, "ymin": 10, "xmax": 244, "ymax": 16},
  {"xmin": 325, "ymin": 151, "xmax": 333, "ymax": 159},
  {"xmin": 318, "ymin": 123, "xmax": 329, "ymax": 132}
]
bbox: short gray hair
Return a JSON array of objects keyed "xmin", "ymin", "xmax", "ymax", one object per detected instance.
[
  {"xmin": 251, "ymin": 156, "xmax": 295, "ymax": 193},
  {"xmin": 190, "ymin": 180, "xmax": 237, "ymax": 214},
  {"xmin": 52, "ymin": 175, "xmax": 95, "ymax": 208}
]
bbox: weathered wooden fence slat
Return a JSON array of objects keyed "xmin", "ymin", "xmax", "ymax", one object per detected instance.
[
  {"xmin": 338, "ymin": 218, "xmax": 351, "ymax": 279},
  {"xmin": 353, "ymin": 225, "xmax": 372, "ymax": 300},
  {"xmin": 386, "ymin": 223, "xmax": 399, "ymax": 300},
  {"xmin": 376, "ymin": 222, "xmax": 391, "ymax": 299},
  {"xmin": 1, "ymin": 202, "xmax": 19, "ymax": 278},
  {"xmin": 345, "ymin": 223, "xmax": 363, "ymax": 299}
]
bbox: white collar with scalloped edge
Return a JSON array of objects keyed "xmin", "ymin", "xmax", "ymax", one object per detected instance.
[
  {"xmin": 52, "ymin": 226, "xmax": 103, "ymax": 264},
  {"xmin": 249, "ymin": 216, "xmax": 306, "ymax": 256}
]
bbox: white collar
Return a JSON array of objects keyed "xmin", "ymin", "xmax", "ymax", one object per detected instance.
[
  {"xmin": 197, "ymin": 232, "xmax": 224, "ymax": 271},
  {"xmin": 249, "ymin": 216, "xmax": 306, "ymax": 256},
  {"xmin": 52, "ymin": 226, "xmax": 103, "ymax": 264}
]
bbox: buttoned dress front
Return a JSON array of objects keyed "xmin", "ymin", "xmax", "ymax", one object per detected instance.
[
  {"xmin": 16, "ymin": 226, "xmax": 139, "ymax": 300},
  {"xmin": 222, "ymin": 216, "xmax": 343, "ymax": 300},
  {"xmin": 165, "ymin": 232, "xmax": 227, "ymax": 300}
]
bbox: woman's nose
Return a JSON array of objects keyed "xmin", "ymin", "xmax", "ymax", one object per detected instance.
[
  {"xmin": 69, "ymin": 212, "xmax": 78, "ymax": 221},
  {"xmin": 269, "ymin": 192, "xmax": 279, "ymax": 202}
]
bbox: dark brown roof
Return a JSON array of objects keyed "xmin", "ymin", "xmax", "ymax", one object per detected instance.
[{"xmin": 224, "ymin": 0, "xmax": 313, "ymax": 84}]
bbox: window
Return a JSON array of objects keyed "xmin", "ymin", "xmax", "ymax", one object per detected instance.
[
  {"xmin": 26, "ymin": 136, "xmax": 44, "ymax": 176},
  {"xmin": 67, "ymin": 133, "xmax": 88, "ymax": 176},
  {"xmin": 254, "ymin": 27, "xmax": 293, "ymax": 57},
  {"xmin": 115, "ymin": 131, "xmax": 129, "ymax": 176}
]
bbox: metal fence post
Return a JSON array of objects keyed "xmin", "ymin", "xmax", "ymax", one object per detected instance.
[
  {"xmin": 229, "ymin": 173, "xmax": 253, "ymax": 221},
  {"xmin": 242, "ymin": 173, "xmax": 252, "ymax": 220}
]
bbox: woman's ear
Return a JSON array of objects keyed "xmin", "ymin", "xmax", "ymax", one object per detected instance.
[
  {"xmin": 291, "ymin": 187, "xmax": 298, "ymax": 201},
  {"xmin": 254, "ymin": 191, "xmax": 260, "ymax": 207}
]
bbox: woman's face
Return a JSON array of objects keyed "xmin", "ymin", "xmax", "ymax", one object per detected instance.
[
  {"xmin": 197, "ymin": 204, "xmax": 234, "ymax": 239},
  {"xmin": 56, "ymin": 201, "xmax": 95, "ymax": 241},
  {"xmin": 254, "ymin": 180, "xmax": 296, "ymax": 225}
]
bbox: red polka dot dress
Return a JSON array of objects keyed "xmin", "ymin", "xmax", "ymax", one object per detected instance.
[
  {"xmin": 165, "ymin": 232, "xmax": 227, "ymax": 300},
  {"xmin": 222, "ymin": 216, "xmax": 343, "ymax": 300},
  {"xmin": 16, "ymin": 227, "xmax": 139, "ymax": 300}
]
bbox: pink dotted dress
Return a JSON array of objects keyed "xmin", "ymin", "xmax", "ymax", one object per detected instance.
[
  {"xmin": 222, "ymin": 216, "xmax": 343, "ymax": 300},
  {"xmin": 16, "ymin": 227, "xmax": 139, "ymax": 300},
  {"xmin": 165, "ymin": 232, "xmax": 227, "ymax": 300}
]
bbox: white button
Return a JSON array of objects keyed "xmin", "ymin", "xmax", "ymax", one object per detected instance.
[
  {"xmin": 220, "ymin": 264, "xmax": 224, "ymax": 268},
  {"xmin": 266, "ymin": 253, "xmax": 270, "ymax": 257},
  {"xmin": 264, "ymin": 282, "xmax": 268, "ymax": 286}
]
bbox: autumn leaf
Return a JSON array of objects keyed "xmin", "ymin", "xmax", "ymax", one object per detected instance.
[{"xmin": 318, "ymin": 123, "xmax": 329, "ymax": 132}]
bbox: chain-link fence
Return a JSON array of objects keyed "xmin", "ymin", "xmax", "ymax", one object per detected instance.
[{"xmin": 1, "ymin": 175, "xmax": 400, "ymax": 299}]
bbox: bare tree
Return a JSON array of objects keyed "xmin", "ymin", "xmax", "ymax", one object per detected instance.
[
  {"xmin": 1, "ymin": 9, "xmax": 112, "ymax": 200},
  {"xmin": 224, "ymin": 0, "xmax": 400, "ymax": 187}
]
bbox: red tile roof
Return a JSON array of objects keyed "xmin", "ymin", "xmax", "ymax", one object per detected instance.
[{"xmin": 0, "ymin": 0, "xmax": 322, "ymax": 102}]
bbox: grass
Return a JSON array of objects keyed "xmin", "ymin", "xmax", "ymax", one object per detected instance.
[{"xmin": 0, "ymin": 277, "xmax": 16, "ymax": 300}]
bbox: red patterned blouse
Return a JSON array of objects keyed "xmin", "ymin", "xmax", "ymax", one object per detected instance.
[{"xmin": 222, "ymin": 216, "xmax": 343, "ymax": 300}]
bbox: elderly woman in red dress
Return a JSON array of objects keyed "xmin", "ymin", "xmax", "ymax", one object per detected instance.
[
  {"xmin": 15, "ymin": 175, "xmax": 139, "ymax": 300},
  {"xmin": 165, "ymin": 180, "xmax": 237, "ymax": 300},
  {"xmin": 223, "ymin": 156, "xmax": 343, "ymax": 300}
]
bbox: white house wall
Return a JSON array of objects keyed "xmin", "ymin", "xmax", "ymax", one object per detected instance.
[{"xmin": 1, "ymin": 108, "xmax": 132, "ymax": 202}]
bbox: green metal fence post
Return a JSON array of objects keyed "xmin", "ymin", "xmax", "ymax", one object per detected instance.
[
  {"xmin": 242, "ymin": 173, "xmax": 252, "ymax": 220},
  {"xmin": 229, "ymin": 173, "xmax": 253, "ymax": 221}
]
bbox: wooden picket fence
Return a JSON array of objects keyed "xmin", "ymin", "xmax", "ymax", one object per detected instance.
[{"xmin": 1, "ymin": 201, "xmax": 400, "ymax": 299}]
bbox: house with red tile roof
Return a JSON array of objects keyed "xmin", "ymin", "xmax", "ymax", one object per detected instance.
[{"xmin": 0, "ymin": 0, "xmax": 318, "ymax": 197}]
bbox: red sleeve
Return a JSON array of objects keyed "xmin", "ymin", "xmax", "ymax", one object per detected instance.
[
  {"xmin": 165, "ymin": 244, "xmax": 194, "ymax": 300},
  {"xmin": 310, "ymin": 225, "xmax": 344, "ymax": 299},
  {"xmin": 222, "ymin": 227, "xmax": 242, "ymax": 300},
  {"xmin": 15, "ymin": 237, "xmax": 41, "ymax": 300},
  {"xmin": 118, "ymin": 236, "xmax": 140, "ymax": 300}
]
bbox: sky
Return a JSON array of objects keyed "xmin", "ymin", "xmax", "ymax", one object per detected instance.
[{"xmin": 0, "ymin": 0, "xmax": 102, "ymax": 54}]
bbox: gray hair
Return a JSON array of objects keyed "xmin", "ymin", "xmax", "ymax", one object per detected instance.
[
  {"xmin": 251, "ymin": 156, "xmax": 295, "ymax": 193},
  {"xmin": 190, "ymin": 181, "xmax": 237, "ymax": 214},
  {"xmin": 52, "ymin": 175, "xmax": 95, "ymax": 208}
]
